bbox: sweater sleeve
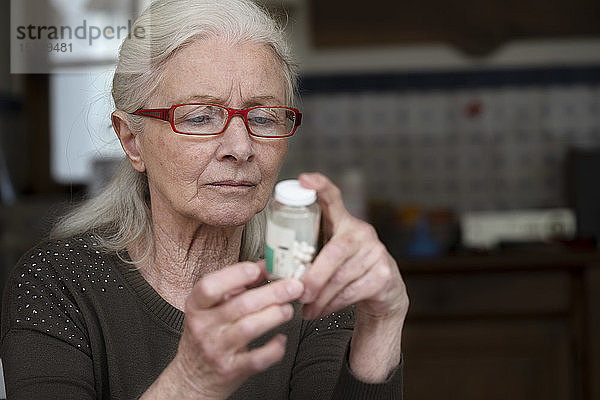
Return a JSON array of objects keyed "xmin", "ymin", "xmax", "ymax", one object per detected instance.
[
  {"xmin": 1, "ymin": 246, "xmax": 96, "ymax": 400},
  {"xmin": 331, "ymin": 345, "xmax": 403, "ymax": 400},
  {"xmin": 1, "ymin": 330, "xmax": 95, "ymax": 400},
  {"xmin": 289, "ymin": 307, "xmax": 403, "ymax": 400}
]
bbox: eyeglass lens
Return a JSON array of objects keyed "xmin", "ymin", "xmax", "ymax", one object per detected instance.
[{"xmin": 173, "ymin": 104, "xmax": 296, "ymax": 136}]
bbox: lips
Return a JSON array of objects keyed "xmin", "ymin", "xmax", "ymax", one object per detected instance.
[{"xmin": 207, "ymin": 180, "xmax": 257, "ymax": 188}]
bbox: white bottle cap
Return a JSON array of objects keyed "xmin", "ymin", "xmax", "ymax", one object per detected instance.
[{"xmin": 274, "ymin": 179, "xmax": 317, "ymax": 207}]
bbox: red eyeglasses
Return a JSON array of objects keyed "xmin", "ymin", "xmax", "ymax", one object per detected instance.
[{"xmin": 132, "ymin": 103, "xmax": 302, "ymax": 138}]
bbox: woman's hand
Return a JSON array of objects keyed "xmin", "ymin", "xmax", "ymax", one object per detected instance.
[
  {"xmin": 169, "ymin": 261, "xmax": 304, "ymax": 400},
  {"xmin": 298, "ymin": 173, "xmax": 409, "ymax": 382}
]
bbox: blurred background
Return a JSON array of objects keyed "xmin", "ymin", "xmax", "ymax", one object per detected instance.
[{"xmin": 2, "ymin": 0, "xmax": 600, "ymax": 399}]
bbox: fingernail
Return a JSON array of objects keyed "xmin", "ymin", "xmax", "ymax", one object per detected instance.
[
  {"xmin": 299, "ymin": 173, "xmax": 315, "ymax": 185},
  {"xmin": 245, "ymin": 263, "xmax": 259, "ymax": 278},
  {"xmin": 286, "ymin": 280, "xmax": 304, "ymax": 296}
]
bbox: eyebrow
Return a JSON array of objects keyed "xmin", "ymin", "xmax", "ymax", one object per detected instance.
[{"xmin": 173, "ymin": 94, "xmax": 284, "ymax": 107}]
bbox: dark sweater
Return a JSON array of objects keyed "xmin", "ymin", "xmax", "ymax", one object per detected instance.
[{"xmin": 1, "ymin": 233, "xmax": 402, "ymax": 399}]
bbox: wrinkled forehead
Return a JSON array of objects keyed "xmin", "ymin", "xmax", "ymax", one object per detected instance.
[{"xmin": 150, "ymin": 37, "xmax": 288, "ymax": 107}]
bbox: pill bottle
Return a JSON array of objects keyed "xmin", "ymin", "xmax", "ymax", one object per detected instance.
[{"xmin": 265, "ymin": 179, "xmax": 321, "ymax": 279}]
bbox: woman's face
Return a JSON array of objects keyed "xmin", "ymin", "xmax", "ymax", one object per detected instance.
[{"xmin": 134, "ymin": 38, "xmax": 289, "ymax": 228}]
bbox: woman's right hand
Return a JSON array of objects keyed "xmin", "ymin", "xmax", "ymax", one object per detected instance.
[{"xmin": 170, "ymin": 260, "xmax": 304, "ymax": 399}]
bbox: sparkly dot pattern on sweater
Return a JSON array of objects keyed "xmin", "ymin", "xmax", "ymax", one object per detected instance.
[
  {"xmin": 8, "ymin": 234, "xmax": 124, "ymax": 356},
  {"xmin": 7, "ymin": 233, "xmax": 354, "ymax": 355}
]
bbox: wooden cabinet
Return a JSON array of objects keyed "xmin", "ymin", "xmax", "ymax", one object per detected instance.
[{"xmin": 399, "ymin": 251, "xmax": 600, "ymax": 400}]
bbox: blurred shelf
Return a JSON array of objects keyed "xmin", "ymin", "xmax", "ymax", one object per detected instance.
[
  {"xmin": 400, "ymin": 247, "xmax": 600, "ymax": 400},
  {"xmin": 399, "ymin": 248, "xmax": 600, "ymax": 274}
]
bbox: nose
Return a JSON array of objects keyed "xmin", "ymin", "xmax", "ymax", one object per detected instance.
[{"xmin": 216, "ymin": 113, "xmax": 255, "ymax": 163}]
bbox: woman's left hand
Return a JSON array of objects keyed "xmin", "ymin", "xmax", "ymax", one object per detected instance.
[{"xmin": 298, "ymin": 172, "xmax": 409, "ymax": 382}]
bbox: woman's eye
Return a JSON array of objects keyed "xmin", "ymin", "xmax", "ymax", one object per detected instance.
[
  {"xmin": 250, "ymin": 116, "xmax": 273, "ymax": 125},
  {"xmin": 175, "ymin": 105, "xmax": 223, "ymax": 126},
  {"xmin": 187, "ymin": 115, "xmax": 209, "ymax": 124},
  {"xmin": 249, "ymin": 109, "xmax": 279, "ymax": 126}
]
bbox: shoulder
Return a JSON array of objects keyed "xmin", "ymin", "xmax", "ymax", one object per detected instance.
[
  {"xmin": 16, "ymin": 232, "xmax": 117, "ymax": 274},
  {"xmin": 5, "ymin": 233, "xmax": 116, "ymax": 294},
  {"xmin": 1, "ymin": 233, "xmax": 119, "ymax": 353}
]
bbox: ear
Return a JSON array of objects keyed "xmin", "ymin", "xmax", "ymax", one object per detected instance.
[{"xmin": 112, "ymin": 111, "xmax": 146, "ymax": 172}]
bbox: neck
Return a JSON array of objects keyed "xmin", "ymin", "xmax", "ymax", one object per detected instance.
[{"xmin": 131, "ymin": 220, "xmax": 244, "ymax": 311}]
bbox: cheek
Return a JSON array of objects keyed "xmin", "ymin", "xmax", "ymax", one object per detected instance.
[
  {"xmin": 140, "ymin": 130, "xmax": 214, "ymax": 187},
  {"xmin": 256, "ymin": 141, "xmax": 288, "ymax": 200},
  {"xmin": 260, "ymin": 140, "xmax": 288, "ymax": 176}
]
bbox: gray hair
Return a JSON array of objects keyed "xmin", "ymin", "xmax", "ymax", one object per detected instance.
[{"xmin": 51, "ymin": 0, "xmax": 298, "ymax": 262}]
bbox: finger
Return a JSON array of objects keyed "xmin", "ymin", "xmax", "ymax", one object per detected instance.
[
  {"xmin": 223, "ymin": 260, "xmax": 270, "ymax": 301},
  {"xmin": 254, "ymin": 259, "xmax": 269, "ymax": 281},
  {"xmin": 299, "ymin": 237, "xmax": 353, "ymax": 303},
  {"xmin": 299, "ymin": 173, "xmax": 350, "ymax": 231},
  {"xmin": 234, "ymin": 334, "xmax": 288, "ymax": 376},
  {"xmin": 188, "ymin": 262, "xmax": 264, "ymax": 309},
  {"xmin": 301, "ymin": 245, "xmax": 373, "ymax": 319},
  {"xmin": 223, "ymin": 303, "xmax": 295, "ymax": 350},
  {"xmin": 314, "ymin": 263, "xmax": 393, "ymax": 319},
  {"xmin": 302, "ymin": 218, "xmax": 381, "ymax": 301},
  {"xmin": 221, "ymin": 278, "xmax": 303, "ymax": 322}
]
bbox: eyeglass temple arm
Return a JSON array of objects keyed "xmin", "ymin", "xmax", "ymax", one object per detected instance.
[{"xmin": 132, "ymin": 108, "xmax": 170, "ymax": 121}]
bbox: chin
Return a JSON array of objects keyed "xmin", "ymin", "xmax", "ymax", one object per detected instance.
[{"xmin": 199, "ymin": 205, "xmax": 262, "ymax": 228}]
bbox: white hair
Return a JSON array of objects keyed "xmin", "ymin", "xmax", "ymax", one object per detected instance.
[{"xmin": 51, "ymin": 0, "xmax": 298, "ymax": 262}]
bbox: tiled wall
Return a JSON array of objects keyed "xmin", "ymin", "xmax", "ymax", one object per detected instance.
[{"xmin": 281, "ymin": 70, "xmax": 600, "ymax": 214}]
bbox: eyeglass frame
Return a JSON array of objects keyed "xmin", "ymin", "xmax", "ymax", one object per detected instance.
[{"xmin": 131, "ymin": 103, "xmax": 302, "ymax": 138}]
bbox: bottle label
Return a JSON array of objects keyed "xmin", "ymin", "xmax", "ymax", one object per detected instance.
[{"xmin": 265, "ymin": 220, "xmax": 296, "ymax": 278}]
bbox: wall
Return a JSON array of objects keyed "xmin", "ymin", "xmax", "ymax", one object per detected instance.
[{"xmin": 280, "ymin": 68, "xmax": 600, "ymax": 215}]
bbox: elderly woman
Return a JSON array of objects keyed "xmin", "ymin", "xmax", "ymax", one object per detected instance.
[{"xmin": 1, "ymin": 0, "xmax": 408, "ymax": 399}]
